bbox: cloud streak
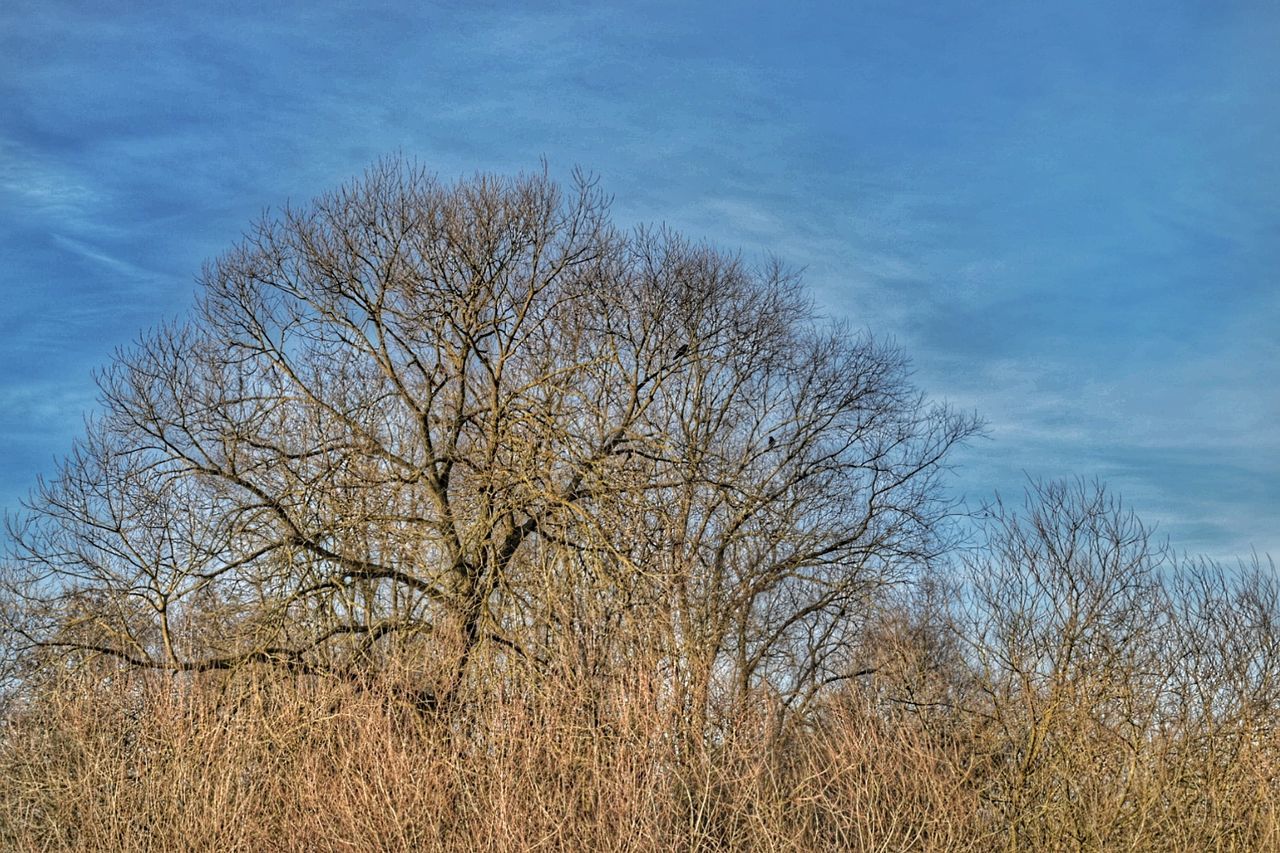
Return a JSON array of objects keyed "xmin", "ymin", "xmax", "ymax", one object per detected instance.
[{"xmin": 0, "ymin": 0, "xmax": 1275, "ymax": 559}]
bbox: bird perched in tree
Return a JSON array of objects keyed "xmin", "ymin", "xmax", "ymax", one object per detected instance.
[{"xmin": 674, "ymin": 344, "xmax": 689, "ymax": 359}]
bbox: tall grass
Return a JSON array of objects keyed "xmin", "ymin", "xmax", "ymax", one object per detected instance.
[
  {"xmin": 0, "ymin": 666, "xmax": 993, "ymax": 852},
  {"xmin": 4, "ymin": 483, "xmax": 1278, "ymax": 850},
  {"xmin": 3, "ymin": 625, "xmax": 1277, "ymax": 852}
]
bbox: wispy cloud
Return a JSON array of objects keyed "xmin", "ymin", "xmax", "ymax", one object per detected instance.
[
  {"xmin": 0, "ymin": 382, "xmax": 96, "ymax": 434},
  {"xmin": 0, "ymin": 142, "xmax": 97, "ymax": 217},
  {"xmin": 0, "ymin": 0, "xmax": 1275, "ymax": 560},
  {"xmin": 49, "ymin": 235, "xmax": 168, "ymax": 289}
]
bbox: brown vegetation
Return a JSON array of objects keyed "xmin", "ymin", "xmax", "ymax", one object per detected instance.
[{"xmin": 1, "ymin": 162, "xmax": 1276, "ymax": 850}]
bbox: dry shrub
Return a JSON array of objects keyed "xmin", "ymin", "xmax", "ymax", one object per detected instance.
[
  {"xmin": 4, "ymin": 481, "xmax": 1280, "ymax": 850},
  {"xmin": 0, "ymin": 661, "xmax": 988, "ymax": 852},
  {"xmin": 3, "ymin": 607, "xmax": 1280, "ymax": 852}
]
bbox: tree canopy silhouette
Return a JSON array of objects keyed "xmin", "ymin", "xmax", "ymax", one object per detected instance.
[{"xmin": 3, "ymin": 159, "xmax": 977, "ymax": 718}]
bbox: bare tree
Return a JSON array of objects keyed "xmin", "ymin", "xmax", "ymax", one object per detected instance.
[
  {"xmin": 3, "ymin": 159, "xmax": 977, "ymax": 721},
  {"xmin": 958, "ymin": 480, "xmax": 1173, "ymax": 847}
]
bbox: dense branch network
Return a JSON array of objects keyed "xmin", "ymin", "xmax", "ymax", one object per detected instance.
[{"xmin": 3, "ymin": 159, "xmax": 978, "ymax": 717}]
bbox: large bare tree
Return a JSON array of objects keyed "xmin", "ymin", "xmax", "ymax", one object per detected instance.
[{"xmin": 3, "ymin": 159, "xmax": 977, "ymax": 719}]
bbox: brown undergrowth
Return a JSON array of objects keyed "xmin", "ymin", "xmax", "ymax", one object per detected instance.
[{"xmin": 2, "ymin": 635, "xmax": 1277, "ymax": 853}]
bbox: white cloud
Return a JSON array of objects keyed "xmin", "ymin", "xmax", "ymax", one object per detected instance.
[{"xmin": 0, "ymin": 140, "xmax": 97, "ymax": 218}]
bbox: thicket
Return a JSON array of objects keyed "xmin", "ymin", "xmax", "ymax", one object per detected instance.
[{"xmin": 2, "ymin": 162, "xmax": 1275, "ymax": 851}]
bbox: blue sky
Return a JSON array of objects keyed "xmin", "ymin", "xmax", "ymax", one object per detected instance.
[{"xmin": 1, "ymin": 0, "xmax": 1276, "ymax": 559}]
